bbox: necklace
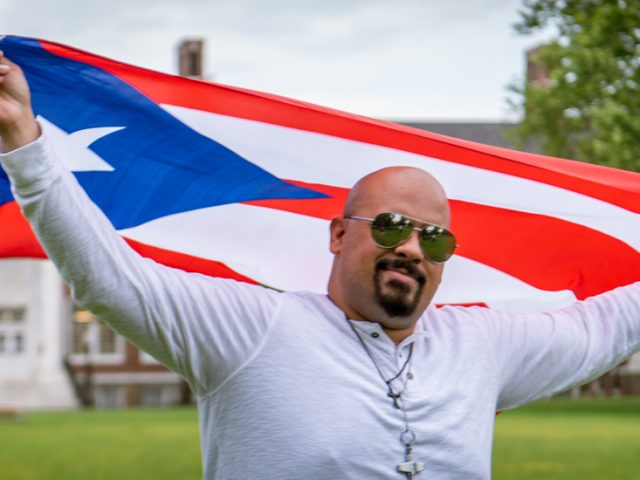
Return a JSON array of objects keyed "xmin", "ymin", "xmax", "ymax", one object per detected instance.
[{"xmin": 346, "ymin": 320, "xmax": 425, "ymax": 479}]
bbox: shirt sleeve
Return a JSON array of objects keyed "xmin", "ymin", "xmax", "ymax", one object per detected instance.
[
  {"xmin": 476, "ymin": 282, "xmax": 640, "ymax": 410},
  {"xmin": 0, "ymin": 132, "xmax": 283, "ymax": 397}
]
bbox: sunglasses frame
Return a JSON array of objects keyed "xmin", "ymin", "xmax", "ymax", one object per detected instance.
[{"xmin": 344, "ymin": 212, "xmax": 458, "ymax": 263}]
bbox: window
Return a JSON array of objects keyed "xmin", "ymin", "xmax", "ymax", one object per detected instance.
[
  {"xmin": 70, "ymin": 310, "xmax": 124, "ymax": 363},
  {"xmin": 94, "ymin": 385, "xmax": 126, "ymax": 409},
  {"xmin": 140, "ymin": 385, "xmax": 164, "ymax": 407},
  {"xmin": 98, "ymin": 322, "xmax": 117, "ymax": 354},
  {"xmin": 0, "ymin": 307, "xmax": 26, "ymax": 356},
  {"xmin": 14, "ymin": 333, "xmax": 24, "ymax": 353},
  {"xmin": 0, "ymin": 308, "xmax": 25, "ymax": 323},
  {"xmin": 72, "ymin": 321, "xmax": 90, "ymax": 354}
]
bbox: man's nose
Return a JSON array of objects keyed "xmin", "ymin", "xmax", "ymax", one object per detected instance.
[{"xmin": 393, "ymin": 230, "xmax": 424, "ymax": 261}]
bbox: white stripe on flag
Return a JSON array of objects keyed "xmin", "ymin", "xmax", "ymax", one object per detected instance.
[
  {"xmin": 119, "ymin": 203, "xmax": 577, "ymax": 312},
  {"xmin": 163, "ymin": 105, "xmax": 639, "ymax": 251},
  {"xmin": 119, "ymin": 203, "xmax": 333, "ymax": 291},
  {"xmin": 439, "ymin": 255, "xmax": 576, "ymax": 311}
]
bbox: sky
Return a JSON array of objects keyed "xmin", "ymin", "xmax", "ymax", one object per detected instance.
[{"xmin": 0, "ymin": 0, "xmax": 553, "ymax": 121}]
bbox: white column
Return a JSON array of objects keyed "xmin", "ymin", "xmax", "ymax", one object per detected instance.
[{"xmin": 0, "ymin": 259, "xmax": 77, "ymax": 410}]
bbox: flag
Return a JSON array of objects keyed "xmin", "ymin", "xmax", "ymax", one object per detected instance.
[{"xmin": 1, "ymin": 35, "xmax": 638, "ymax": 312}]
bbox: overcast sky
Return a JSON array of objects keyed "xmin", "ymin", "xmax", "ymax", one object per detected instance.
[{"xmin": 1, "ymin": 0, "xmax": 553, "ymax": 121}]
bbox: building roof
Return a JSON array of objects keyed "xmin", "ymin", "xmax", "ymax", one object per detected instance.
[{"xmin": 398, "ymin": 121, "xmax": 516, "ymax": 149}]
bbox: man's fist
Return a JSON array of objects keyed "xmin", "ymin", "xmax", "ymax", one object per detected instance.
[{"xmin": 0, "ymin": 51, "xmax": 39, "ymax": 152}]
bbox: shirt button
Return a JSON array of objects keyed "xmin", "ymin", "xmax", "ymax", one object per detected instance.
[
  {"xmin": 407, "ymin": 373, "xmax": 414, "ymax": 380},
  {"xmin": 371, "ymin": 332, "xmax": 380, "ymax": 338}
]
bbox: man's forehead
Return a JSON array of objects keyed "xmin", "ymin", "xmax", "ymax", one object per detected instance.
[
  {"xmin": 353, "ymin": 167, "xmax": 445, "ymax": 197},
  {"xmin": 348, "ymin": 167, "xmax": 449, "ymax": 220}
]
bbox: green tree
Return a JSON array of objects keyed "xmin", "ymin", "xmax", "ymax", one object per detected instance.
[{"xmin": 509, "ymin": 0, "xmax": 640, "ymax": 171}]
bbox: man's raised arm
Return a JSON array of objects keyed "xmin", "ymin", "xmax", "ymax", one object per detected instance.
[{"xmin": 0, "ymin": 52, "xmax": 282, "ymax": 398}]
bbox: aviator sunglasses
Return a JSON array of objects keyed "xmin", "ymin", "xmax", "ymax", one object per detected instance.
[{"xmin": 345, "ymin": 212, "xmax": 458, "ymax": 263}]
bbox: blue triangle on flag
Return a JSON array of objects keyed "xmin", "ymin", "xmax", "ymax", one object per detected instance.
[{"xmin": 0, "ymin": 36, "xmax": 328, "ymax": 229}]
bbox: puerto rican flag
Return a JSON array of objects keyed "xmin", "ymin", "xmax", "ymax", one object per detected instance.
[{"xmin": 1, "ymin": 35, "xmax": 638, "ymax": 312}]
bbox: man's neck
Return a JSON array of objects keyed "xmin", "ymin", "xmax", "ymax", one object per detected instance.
[
  {"xmin": 327, "ymin": 293, "xmax": 417, "ymax": 345},
  {"xmin": 383, "ymin": 325, "xmax": 416, "ymax": 345}
]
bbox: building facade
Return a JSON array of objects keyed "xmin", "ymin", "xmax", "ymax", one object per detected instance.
[
  {"xmin": 0, "ymin": 259, "xmax": 76, "ymax": 409},
  {"xmin": 0, "ymin": 259, "xmax": 185, "ymax": 410},
  {"xmin": 68, "ymin": 308, "xmax": 186, "ymax": 408}
]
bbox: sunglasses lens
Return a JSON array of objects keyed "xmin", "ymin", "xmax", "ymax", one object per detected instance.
[
  {"xmin": 368, "ymin": 212, "xmax": 457, "ymax": 262},
  {"xmin": 420, "ymin": 226, "xmax": 456, "ymax": 263},
  {"xmin": 370, "ymin": 213, "xmax": 413, "ymax": 248}
]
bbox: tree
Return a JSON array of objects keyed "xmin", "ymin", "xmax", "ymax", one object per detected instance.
[{"xmin": 509, "ymin": 0, "xmax": 640, "ymax": 171}]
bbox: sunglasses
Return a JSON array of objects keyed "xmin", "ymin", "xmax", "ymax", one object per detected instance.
[{"xmin": 345, "ymin": 212, "xmax": 457, "ymax": 263}]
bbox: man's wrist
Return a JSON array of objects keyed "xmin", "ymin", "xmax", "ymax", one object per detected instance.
[{"xmin": 0, "ymin": 114, "xmax": 40, "ymax": 153}]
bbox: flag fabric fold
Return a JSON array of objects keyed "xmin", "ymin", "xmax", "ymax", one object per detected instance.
[{"xmin": 1, "ymin": 35, "xmax": 638, "ymax": 311}]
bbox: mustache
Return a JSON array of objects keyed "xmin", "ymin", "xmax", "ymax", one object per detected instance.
[{"xmin": 376, "ymin": 257, "xmax": 427, "ymax": 285}]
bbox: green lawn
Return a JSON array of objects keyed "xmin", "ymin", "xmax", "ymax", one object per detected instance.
[
  {"xmin": 493, "ymin": 396, "xmax": 640, "ymax": 479},
  {"xmin": 1, "ymin": 397, "xmax": 639, "ymax": 479},
  {"xmin": 0, "ymin": 408, "xmax": 201, "ymax": 480}
]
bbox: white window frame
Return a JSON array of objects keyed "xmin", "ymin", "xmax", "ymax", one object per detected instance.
[
  {"xmin": 69, "ymin": 311, "xmax": 125, "ymax": 365},
  {"xmin": 0, "ymin": 306, "xmax": 27, "ymax": 357}
]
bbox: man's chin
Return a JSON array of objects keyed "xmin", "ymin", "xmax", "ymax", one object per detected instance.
[
  {"xmin": 376, "ymin": 283, "xmax": 419, "ymax": 318},
  {"xmin": 374, "ymin": 267, "xmax": 426, "ymax": 318}
]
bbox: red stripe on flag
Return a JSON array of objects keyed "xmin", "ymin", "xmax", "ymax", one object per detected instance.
[
  {"xmin": 437, "ymin": 302, "xmax": 488, "ymax": 308},
  {"xmin": 244, "ymin": 180, "xmax": 348, "ymax": 219},
  {"xmin": 245, "ymin": 182, "xmax": 640, "ymax": 299},
  {"xmin": 449, "ymin": 200, "xmax": 640, "ymax": 299},
  {"xmin": 123, "ymin": 238, "xmax": 258, "ymax": 284},
  {"xmin": 0, "ymin": 202, "xmax": 258, "ymax": 285},
  {"xmin": 0, "ymin": 202, "xmax": 45, "ymax": 257},
  {"xmin": 39, "ymin": 39, "xmax": 640, "ymax": 214}
]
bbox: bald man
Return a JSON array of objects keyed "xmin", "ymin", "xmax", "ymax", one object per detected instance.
[{"xmin": 1, "ymin": 52, "xmax": 639, "ymax": 480}]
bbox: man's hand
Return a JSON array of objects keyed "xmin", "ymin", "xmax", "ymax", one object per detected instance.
[{"xmin": 0, "ymin": 51, "xmax": 39, "ymax": 152}]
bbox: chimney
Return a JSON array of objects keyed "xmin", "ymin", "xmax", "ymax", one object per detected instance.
[
  {"xmin": 526, "ymin": 46, "xmax": 550, "ymax": 87},
  {"xmin": 178, "ymin": 39, "xmax": 204, "ymax": 79}
]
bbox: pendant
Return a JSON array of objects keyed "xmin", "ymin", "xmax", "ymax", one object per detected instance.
[
  {"xmin": 387, "ymin": 389, "xmax": 402, "ymax": 409},
  {"xmin": 397, "ymin": 443, "xmax": 424, "ymax": 479}
]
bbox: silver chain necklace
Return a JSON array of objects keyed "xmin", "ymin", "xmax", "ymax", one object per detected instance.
[{"xmin": 346, "ymin": 319, "xmax": 425, "ymax": 479}]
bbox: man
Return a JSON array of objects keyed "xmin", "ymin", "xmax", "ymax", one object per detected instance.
[{"xmin": 1, "ymin": 51, "xmax": 639, "ymax": 479}]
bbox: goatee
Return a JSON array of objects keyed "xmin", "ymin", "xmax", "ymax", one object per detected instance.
[{"xmin": 374, "ymin": 258, "xmax": 426, "ymax": 317}]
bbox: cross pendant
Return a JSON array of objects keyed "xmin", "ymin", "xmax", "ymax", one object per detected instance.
[
  {"xmin": 397, "ymin": 444, "xmax": 424, "ymax": 479},
  {"xmin": 387, "ymin": 390, "xmax": 402, "ymax": 409}
]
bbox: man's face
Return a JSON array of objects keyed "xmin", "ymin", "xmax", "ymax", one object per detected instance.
[{"xmin": 328, "ymin": 168, "xmax": 450, "ymax": 337}]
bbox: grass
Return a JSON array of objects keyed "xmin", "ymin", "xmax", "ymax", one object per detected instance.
[
  {"xmin": 0, "ymin": 408, "xmax": 201, "ymax": 480},
  {"xmin": 493, "ymin": 396, "xmax": 640, "ymax": 479},
  {"xmin": 0, "ymin": 397, "xmax": 638, "ymax": 479}
]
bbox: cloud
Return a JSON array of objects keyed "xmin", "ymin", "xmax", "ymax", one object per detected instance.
[{"xmin": 0, "ymin": 0, "xmax": 551, "ymax": 119}]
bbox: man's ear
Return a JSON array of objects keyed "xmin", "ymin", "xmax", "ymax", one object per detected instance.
[{"xmin": 329, "ymin": 216, "xmax": 346, "ymax": 254}]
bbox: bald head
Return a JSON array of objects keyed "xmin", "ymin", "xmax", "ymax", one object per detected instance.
[
  {"xmin": 327, "ymin": 166, "xmax": 451, "ymax": 344},
  {"xmin": 344, "ymin": 166, "xmax": 450, "ymax": 227}
]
